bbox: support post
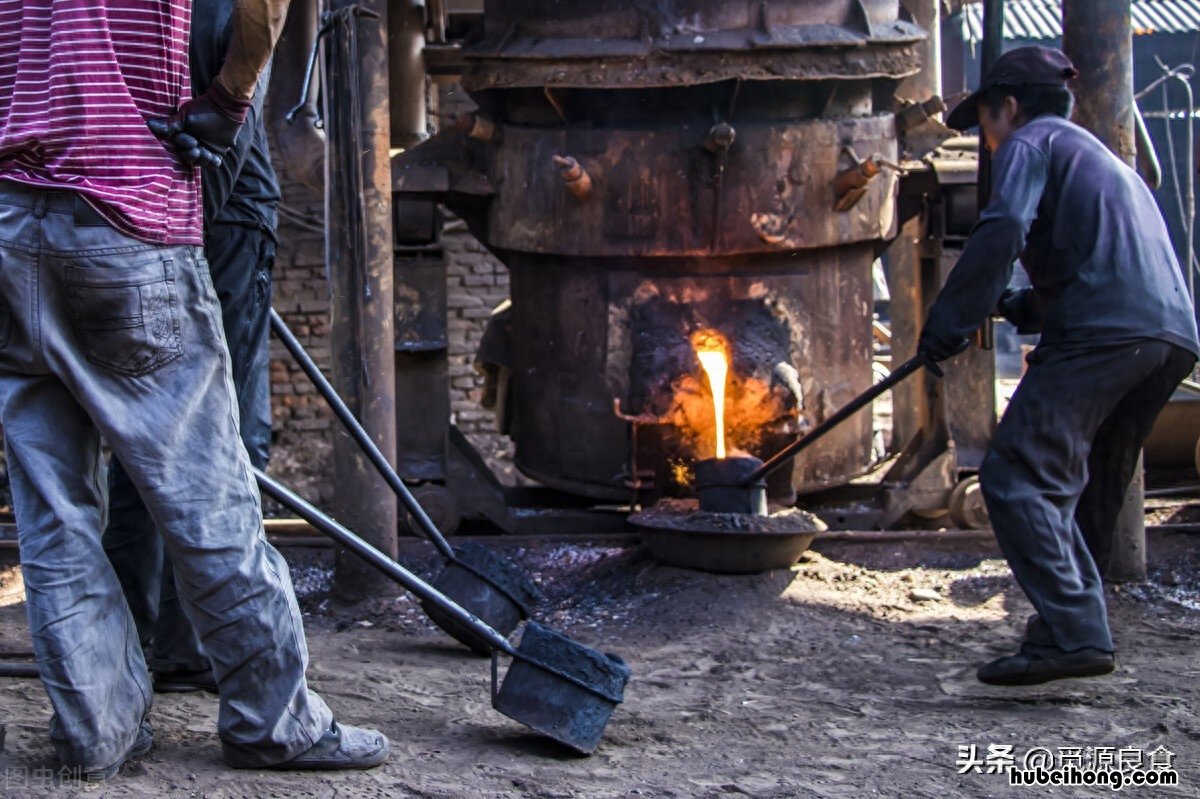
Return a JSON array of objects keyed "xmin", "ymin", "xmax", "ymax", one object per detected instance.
[
  {"xmin": 1062, "ymin": 0, "xmax": 1145, "ymax": 581},
  {"xmin": 977, "ymin": 0, "xmax": 1004, "ymax": 211},
  {"xmin": 1063, "ymin": 1, "xmax": 1137, "ymax": 165},
  {"xmin": 324, "ymin": 0, "xmax": 399, "ymax": 599},
  {"xmin": 898, "ymin": 0, "xmax": 942, "ymax": 104},
  {"xmin": 388, "ymin": 0, "xmax": 427, "ymax": 151},
  {"xmin": 388, "ymin": 0, "xmax": 455, "ymax": 525}
]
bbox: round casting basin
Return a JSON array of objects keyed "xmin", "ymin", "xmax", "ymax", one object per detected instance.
[{"xmin": 630, "ymin": 499, "xmax": 826, "ymax": 574}]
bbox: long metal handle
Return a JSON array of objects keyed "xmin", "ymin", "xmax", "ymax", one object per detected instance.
[
  {"xmin": 746, "ymin": 356, "xmax": 938, "ymax": 485},
  {"xmin": 269, "ymin": 309, "xmax": 456, "ymax": 561},
  {"xmin": 285, "ymin": 14, "xmax": 334, "ymax": 122},
  {"xmin": 254, "ymin": 468, "xmax": 516, "ymax": 656},
  {"xmin": 0, "ymin": 662, "xmax": 38, "ymax": 678}
]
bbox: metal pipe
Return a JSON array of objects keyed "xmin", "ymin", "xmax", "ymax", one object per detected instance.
[
  {"xmin": 975, "ymin": 0, "xmax": 1005, "ymax": 352},
  {"xmin": 0, "ymin": 662, "xmax": 38, "ymax": 678},
  {"xmin": 255, "ymin": 469, "xmax": 516, "ymax": 656},
  {"xmin": 977, "ymin": 0, "xmax": 1005, "ymax": 202},
  {"xmin": 898, "ymin": 0, "xmax": 943, "ymax": 104},
  {"xmin": 1171, "ymin": 65, "xmax": 1194, "ymax": 302},
  {"xmin": 269, "ymin": 309, "xmax": 456, "ymax": 561},
  {"xmin": 322, "ymin": 1, "xmax": 399, "ymax": 600},
  {"xmin": 388, "ymin": 0, "xmax": 427, "ymax": 150},
  {"xmin": 1063, "ymin": 0, "xmax": 1146, "ymax": 582},
  {"xmin": 1133, "ymin": 101, "xmax": 1163, "ymax": 190},
  {"xmin": 266, "ymin": 0, "xmax": 325, "ymax": 192},
  {"xmin": 1137, "ymin": 62, "xmax": 1194, "ymax": 290},
  {"xmin": 1063, "ymin": 0, "xmax": 1136, "ymax": 166}
]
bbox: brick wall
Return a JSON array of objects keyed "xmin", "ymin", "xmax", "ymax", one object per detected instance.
[
  {"xmin": 266, "ymin": 157, "xmax": 337, "ymax": 505},
  {"xmin": 443, "ymin": 218, "xmax": 509, "ymax": 434}
]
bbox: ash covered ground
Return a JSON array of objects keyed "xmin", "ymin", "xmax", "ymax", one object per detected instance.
[{"xmin": 0, "ymin": 527, "xmax": 1198, "ymax": 798}]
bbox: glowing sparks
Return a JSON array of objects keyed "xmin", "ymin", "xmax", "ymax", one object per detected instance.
[{"xmin": 694, "ymin": 333, "xmax": 730, "ymax": 459}]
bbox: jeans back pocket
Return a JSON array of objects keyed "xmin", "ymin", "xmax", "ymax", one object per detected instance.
[
  {"xmin": 0, "ymin": 295, "xmax": 11, "ymax": 351},
  {"xmin": 65, "ymin": 255, "xmax": 183, "ymax": 377},
  {"xmin": 0, "ymin": 250, "xmax": 10, "ymax": 350}
]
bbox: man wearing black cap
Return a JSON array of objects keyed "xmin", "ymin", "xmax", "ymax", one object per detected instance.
[{"xmin": 920, "ymin": 45, "xmax": 1199, "ymax": 686}]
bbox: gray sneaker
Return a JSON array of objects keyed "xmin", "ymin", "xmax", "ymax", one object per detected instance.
[
  {"xmin": 81, "ymin": 721, "xmax": 154, "ymax": 781},
  {"xmin": 267, "ymin": 721, "xmax": 390, "ymax": 771}
]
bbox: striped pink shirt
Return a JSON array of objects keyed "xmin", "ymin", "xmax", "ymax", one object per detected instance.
[{"xmin": 0, "ymin": 0, "xmax": 202, "ymax": 245}]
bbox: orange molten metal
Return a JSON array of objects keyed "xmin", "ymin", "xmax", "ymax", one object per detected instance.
[{"xmin": 693, "ymin": 332, "xmax": 730, "ymax": 459}]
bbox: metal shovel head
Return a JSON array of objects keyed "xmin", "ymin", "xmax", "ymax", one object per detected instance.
[
  {"xmin": 422, "ymin": 542, "xmax": 542, "ymax": 655},
  {"xmin": 492, "ymin": 621, "xmax": 631, "ymax": 755}
]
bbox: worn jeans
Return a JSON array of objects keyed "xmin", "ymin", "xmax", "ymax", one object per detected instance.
[
  {"xmin": 0, "ymin": 184, "xmax": 330, "ymax": 769},
  {"xmin": 104, "ymin": 222, "xmax": 275, "ymax": 674},
  {"xmin": 979, "ymin": 339, "xmax": 1195, "ymax": 655}
]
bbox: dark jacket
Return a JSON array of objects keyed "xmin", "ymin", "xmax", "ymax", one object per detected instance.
[
  {"xmin": 923, "ymin": 115, "xmax": 1199, "ymax": 358},
  {"xmin": 190, "ymin": 0, "xmax": 281, "ymax": 238}
]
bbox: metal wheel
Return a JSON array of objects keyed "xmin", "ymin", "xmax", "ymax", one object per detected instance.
[
  {"xmin": 407, "ymin": 483, "xmax": 462, "ymax": 536},
  {"xmin": 911, "ymin": 507, "xmax": 948, "ymax": 520},
  {"xmin": 948, "ymin": 476, "xmax": 989, "ymax": 530}
]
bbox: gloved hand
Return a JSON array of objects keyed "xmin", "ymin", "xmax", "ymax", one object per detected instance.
[
  {"xmin": 996, "ymin": 287, "xmax": 1023, "ymax": 322},
  {"xmin": 996, "ymin": 287, "xmax": 1043, "ymax": 334},
  {"xmin": 147, "ymin": 81, "xmax": 252, "ymax": 169},
  {"xmin": 917, "ymin": 328, "xmax": 971, "ymax": 364}
]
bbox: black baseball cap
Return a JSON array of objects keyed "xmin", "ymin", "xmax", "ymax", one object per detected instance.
[{"xmin": 946, "ymin": 45, "xmax": 1079, "ymax": 130}]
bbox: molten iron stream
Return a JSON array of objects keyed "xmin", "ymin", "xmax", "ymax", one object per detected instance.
[{"xmin": 696, "ymin": 348, "xmax": 729, "ymax": 459}]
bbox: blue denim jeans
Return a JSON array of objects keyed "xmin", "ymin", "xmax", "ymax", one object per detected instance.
[
  {"xmin": 103, "ymin": 222, "xmax": 275, "ymax": 675},
  {"xmin": 0, "ymin": 183, "xmax": 330, "ymax": 769}
]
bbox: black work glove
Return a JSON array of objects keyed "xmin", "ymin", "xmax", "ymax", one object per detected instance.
[
  {"xmin": 995, "ymin": 287, "xmax": 1043, "ymax": 335},
  {"xmin": 147, "ymin": 82, "xmax": 252, "ymax": 169},
  {"xmin": 917, "ymin": 327, "xmax": 971, "ymax": 364}
]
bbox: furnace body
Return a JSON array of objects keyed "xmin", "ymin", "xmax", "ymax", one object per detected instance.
[{"xmin": 395, "ymin": 0, "xmax": 925, "ymax": 504}]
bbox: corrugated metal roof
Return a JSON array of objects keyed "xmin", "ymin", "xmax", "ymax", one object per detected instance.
[{"xmin": 965, "ymin": 0, "xmax": 1200, "ymax": 42}]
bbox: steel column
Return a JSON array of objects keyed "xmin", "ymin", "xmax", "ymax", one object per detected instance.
[
  {"xmin": 977, "ymin": 0, "xmax": 1004, "ymax": 212},
  {"xmin": 899, "ymin": 0, "xmax": 943, "ymax": 104},
  {"xmin": 323, "ymin": 0, "xmax": 399, "ymax": 599},
  {"xmin": 388, "ymin": 0, "xmax": 427, "ymax": 150},
  {"xmin": 1063, "ymin": 0, "xmax": 1145, "ymax": 581},
  {"xmin": 1063, "ymin": 0, "xmax": 1136, "ymax": 166}
]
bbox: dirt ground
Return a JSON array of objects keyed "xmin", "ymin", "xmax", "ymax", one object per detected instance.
[{"xmin": 0, "ymin": 526, "xmax": 1198, "ymax": 799}]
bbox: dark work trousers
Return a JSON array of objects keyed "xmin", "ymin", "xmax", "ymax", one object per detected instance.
[
  {"xmin": 103, "ymin": 222, "xmax": 275, "ymax": 674},
  {"xmin": 979, "ymin": 339, "xmax": 1195, "ymax": 655}
]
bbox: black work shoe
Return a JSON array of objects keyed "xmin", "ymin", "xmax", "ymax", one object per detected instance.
[
  {"xmin": 81, "ymin": 721, "xmax": 153, "ymax": 781},
  {"xmin": 977, "ymin": 648, "xmax": 1115, "ymax": 686},
  {"xmin": 153, "ymin": 668, "xmax": 218, "ymax": 694},
  {"xmin": 265, "ymin": 721, "xmax": 390, "ymax": 771}
]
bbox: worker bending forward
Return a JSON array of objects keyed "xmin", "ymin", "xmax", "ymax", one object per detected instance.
[{"xmin": 920, "ymin": 46, "xmax": 1199, "ymax": 686}]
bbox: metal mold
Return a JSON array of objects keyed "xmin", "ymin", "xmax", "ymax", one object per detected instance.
[
  {"xmin": 492, "ymin": 621, "xmax": 631, "ymax": 755},
  {"xmin": 694, "ymin": 457, "xmax": 767, "ymax": 515},
  {"xmin": 425, "ymin": 542, "xmax": 542, "ymax": 655}
]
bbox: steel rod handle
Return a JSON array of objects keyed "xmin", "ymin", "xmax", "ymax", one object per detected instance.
[
  {"xmin": 747, "ymin": 356, "xmax": 937, "ymax": 485},
  {"xmin": 269, "ymin": 309, "xmax": 457, "ymax": 561},
  {"xmin": 254, "ymin": 468, "xmax": 516, "ymax": 656}
]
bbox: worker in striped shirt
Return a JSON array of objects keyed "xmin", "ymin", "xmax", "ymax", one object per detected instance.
[
  {"xmin": 102, "ymin": 0, "xmax": 281, "ymax": 699},
  {"xmin": 0, "ymin": 0, "xmax": 388, "ymax": 778}
]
